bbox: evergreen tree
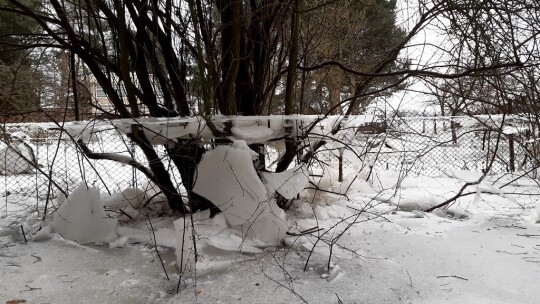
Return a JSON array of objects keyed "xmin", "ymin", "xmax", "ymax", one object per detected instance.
[
  {"xmin": 299, "ymin": 0, "xmax": 407, "ymax": 114},
  {"xmin": 0, "ymin": 0, "xmax": 42, "ymax": 114}
]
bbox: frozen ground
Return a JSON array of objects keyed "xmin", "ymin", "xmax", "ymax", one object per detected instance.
[{"xmin": 1, "ymin": 171, "xmax": 540, "ymax": 304}]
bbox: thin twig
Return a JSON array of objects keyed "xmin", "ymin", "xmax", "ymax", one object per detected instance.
[
  {"xmin": 336, "ymin": 293, "xmax": 344, "ymax": 304},
  {"xmin": 20, "ymin": 225, "xmax": 27, "ymax": 243},
  {"xmin": 285, "ymin": 227, "xmax": 323, "ymax": 236},
  {"xmin": 146, "ymin": 216, "xmax": 169, "ymax": 280},
  {"xmin": 406, "ymin": 270, "xmax": 413, "ymax": 288},
  {"xmin": 21, "ymin": 284, "xmax": 41, "ymax": 291}
]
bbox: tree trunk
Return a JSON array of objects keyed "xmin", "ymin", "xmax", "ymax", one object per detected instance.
[
  {"xmin": 70, "ymin": 51, "xmax": 80, "ymax": 120},
  {"xmin": 130, "ymin": 126, "xmax": 185, "ymax": 212},
  {"xmin": 166, "ymin": 139, "xmax": 216, "ymax": 212},
  {"xmin": 216, "ymin": 0, "xmax": 241, "ymax": 115},
  {"xmin": 327, "ymin": 71, "xmax": 342, "ymax": 114},
  {"xmin": 276, "ymin": 0, "xmax": 302, "ymax": 173}
]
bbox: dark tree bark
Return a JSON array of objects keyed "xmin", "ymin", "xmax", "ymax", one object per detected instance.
[{"xmin": 276, "ymin": 0, "xmax": 302, "ymax": 173}]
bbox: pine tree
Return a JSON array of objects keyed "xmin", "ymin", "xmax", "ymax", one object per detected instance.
[
  {"xmin": 0, "ymin": 0, "xmax": 42, "ymax": 114},
  {"xmin": 299, "ymin": 0, "xmax": 407, "ymax": 114}
]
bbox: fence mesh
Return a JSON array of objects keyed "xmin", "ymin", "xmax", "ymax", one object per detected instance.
[
  {"xmin": 375, "ymin": 115, "xmax": 530, "ymax": 176},
  {"xmin": 1, "ymin": 115, "xmax": 533, "ymax": 215}
]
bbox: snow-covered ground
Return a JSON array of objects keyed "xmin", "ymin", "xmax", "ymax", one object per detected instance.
[{"xmin": 2, "ymin": 169, "xmax": 540, "ymax": 304}]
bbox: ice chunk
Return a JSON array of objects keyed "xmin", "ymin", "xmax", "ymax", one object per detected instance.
[
  {"xmin": 231, "ymin": 140, "xmax": 259, "ymax": 159},
  {"xmin": 110, "ymin": 226, "xmax": 176, "ymax": 248},
  {"xmin": 31, "ymin": 222, "xmax": 53, "ymax": 241},
  {"xmin": 64, "ymin": 121, "xmax": 99, "ymax": 142},
  {"xmin": 193, "ymin": 145, "xmax": 270, "ymax": 226},
  {"xmin": 174, "ymin": 211, "xmax": 272, "ymax": 277},
  {"xmin": 103, "ymin": 188, "xmax": 146, "ymax": 210},
  {"xmin": 239, "ymin": 210, "xmax": 287, "ymax": 245},
  {"xmin": 52, "ymin": 183, "xmax": 117, "ymax": 243},
  {"xmin": 0, "ymin": 141, "xmax": 35, "ymax": 175},
  {"xmin": 261, "ymin": 165, "xmax": 310, "ymax": 200},
  {"xmin": 206, "ymin": 233, "xmax": 263, "ymax": 254},
  {"xmin": 326, "ymin": 263, "xmax": 343, "ymax": 283},
  {"xmin": 191, "ymin": 142, "xmax": 289, "ymax": 246}
]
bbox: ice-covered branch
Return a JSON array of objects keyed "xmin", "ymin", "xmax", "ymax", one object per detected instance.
[{"xmin": 76, "ymin": 139, "xmax": 156, "ymax": 183}]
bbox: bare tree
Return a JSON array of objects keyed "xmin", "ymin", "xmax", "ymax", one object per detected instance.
[{"xmin": 1, "ymin": 0, "xmax": 539, "ymax": 213}]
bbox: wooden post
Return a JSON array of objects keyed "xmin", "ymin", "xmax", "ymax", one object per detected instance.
[
  {"xmin": 509, "ymin": 133, "xmax": 515, "ymax": 172},
  {"xmin": 450, "ymin": 118, "xmax": 457, "ymax": 145},
  {"xmin": 338, "ymin": 148, "xmax": 344, "ymax": 182},
  {"xmin": 422, "ymin": 111, "xmax": 426, "ymax": 134}
]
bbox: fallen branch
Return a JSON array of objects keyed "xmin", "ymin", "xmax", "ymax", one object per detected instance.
[
  {"xmin": 30, "ymin": 254, "xmax": 41, "ymax": 263},
  {"xmin": 336, "ymin": 293, "xmax": 344, "ymax": 304},
  {"xmin": 21, "ymin": 285, "xmax": 41, "ymax": 292},
  {"xmin": 436, "ymin": 275, "xmax": 468, "ymax": 281},
  {"xmin": 20, "ymin": 225, "xmax": 27, "ymax": 243},
  {"xmin": 406, "ymin": 270, "xmax": 413, "ymax": 288},
  {"xmin": 285, "ymin": 227, "xmax": 323, "ymax": 236},
  {"xmin": 146, "ymin": 216, "xmax": 169, "ymax": 281},
  {"xmin": 496, "ymin": 250, "xmax": 527, "ymax": 255},
  {"xmin": 426, "ymin": 181, "xmax": 483, "ymax": 212}
]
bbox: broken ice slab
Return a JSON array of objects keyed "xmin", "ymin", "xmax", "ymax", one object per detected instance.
[{"xmin": 52, "ymin": 183, "xmax": 117, "ymax": 244}]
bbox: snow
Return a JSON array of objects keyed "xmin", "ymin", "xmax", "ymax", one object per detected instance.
[
  {"xmin": 2, "ymin": 170, "xmax": 540, "ymax": 303},
  {"xmin": 2, "ymin": 117, "xmax": 540, "ymax": 303}
]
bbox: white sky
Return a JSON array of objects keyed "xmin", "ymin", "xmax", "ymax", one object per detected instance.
[{"xmin": 387, "ymin": 1, "xmax": 451, "ymax": 114}]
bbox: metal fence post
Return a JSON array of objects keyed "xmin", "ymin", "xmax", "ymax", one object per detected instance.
[{"xmin": 508, "ymin": 133, "xmax": 515, "ymax": 172}]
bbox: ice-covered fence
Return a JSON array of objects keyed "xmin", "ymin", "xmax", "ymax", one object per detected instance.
[
  {"xmin": 0, "ymin": 114, "xmax": 531, "ymax": 215},
  {"xmin": 0, "ymin": 124, "xmax": 140, "ymax": 206},
  {"xmin": 0, "ymin": 116, "xmax": 373, "ymax": 201}
]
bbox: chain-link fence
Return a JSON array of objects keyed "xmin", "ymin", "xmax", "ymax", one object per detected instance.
[
  {"xmin": 372, "ymin": 115, "xmax": 531, "ymax": 176},
  {"xmin": 1, "ymin": 115, "xmax": 532, "ymax": 215},
  {"xmin": 1, "ymin": 127, "xmax": 146, "ymax": 215}
]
